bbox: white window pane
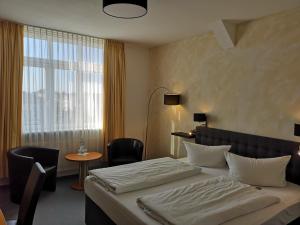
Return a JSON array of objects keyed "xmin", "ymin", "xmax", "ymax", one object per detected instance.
[
  {"xmin": 53, "ymin": 42, "xmax": 77, "ymax": 61},
  {"xmin": 22, "ymin": 26, "xmax": 104, "ymax": 134},
  {"xmin": 24, "ymin": 37, "xmax": 48, "ymax": 59},
  {"xmin": 82, "ymin": 46, "xmax": 104, "ymax": 64},
  {"xmin": 22, "ymin": 67, "xmax": 46, "ymax": 133}
]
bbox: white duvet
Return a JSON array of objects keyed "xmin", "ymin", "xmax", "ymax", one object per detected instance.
[
  {"xmin": 89, "ymin": 157, "xmax": 202, "ymax": 194},
  {"xmin": 137, "ymin": 176, "xmax": 280, "ymax": 225}
]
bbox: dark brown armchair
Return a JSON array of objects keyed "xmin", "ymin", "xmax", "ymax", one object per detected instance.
[
  {"xmin": 108, "ymin": 138, "xmax": 143, "ymax": 167},
  {"xmin": 7, "ymin": 146, "xmax": 59, "ymax": 203}
]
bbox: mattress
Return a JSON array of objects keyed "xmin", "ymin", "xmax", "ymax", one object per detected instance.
[
  {"xmin": 84, "ymin": 159, "xmax": 300, "ymax": 225},
  {"xmin": 89, "ymin": 157, "xmax": 202, "ymax": 194}
]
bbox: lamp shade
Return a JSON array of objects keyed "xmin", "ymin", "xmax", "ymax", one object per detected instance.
[
  {"xmin": 194, "ymin": 113, "xmax": 207, "ymax": 122},
  {"xmin": 103, "ymin": 0, "xmax": 147, "ymax": 18},
  {"xmin": 164, "ymin": 94, "xmax": 180, "ymax": 105},
  {"xmin": 294, "ymin": 124, "xmax": 300, "ymax": 136}
]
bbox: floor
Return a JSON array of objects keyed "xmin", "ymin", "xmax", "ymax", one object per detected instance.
[{"xmin": 0, "ymin": 176, "xmax": 85, "ymax": 225}]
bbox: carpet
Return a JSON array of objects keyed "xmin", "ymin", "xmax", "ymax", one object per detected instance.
[{"xmin": 0, "ymin": 176, "xmax": 85, "ymax": 225}]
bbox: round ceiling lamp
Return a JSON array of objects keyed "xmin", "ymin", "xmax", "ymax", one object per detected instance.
[{"xmin": 103, "ymin": 0, "xmax": 147, "ymax": 19}]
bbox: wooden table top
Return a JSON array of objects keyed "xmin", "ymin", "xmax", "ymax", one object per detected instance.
[
  {"xmin": 65, "ymin": 151, "xmax": 103, "ymax": 162},
  {"xmin": 0, "ymin": 209, "xmax": 6, "ymax": 225}
]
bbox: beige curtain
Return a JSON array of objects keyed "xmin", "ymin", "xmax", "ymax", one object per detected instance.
[
  {"xmin": 0, "ymin": 21, "xmax": 23, "ymax": 178},
  {"xmin": 103, "ymin": 40, "xmax": 125, "ymax": 161}
]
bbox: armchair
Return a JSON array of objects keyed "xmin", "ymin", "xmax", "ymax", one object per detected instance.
[
  {"xmin": 7, "ymin": 147, "xmax": 59, "ymax": 203},
  {"xmin": 108, "ymin": 138, "xmax": 143, "ymax": 167}
]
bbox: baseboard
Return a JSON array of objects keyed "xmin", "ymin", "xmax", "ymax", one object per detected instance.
[{"xmin": 57, "ymin": 169, "xmax": 78, "ymax": 177}]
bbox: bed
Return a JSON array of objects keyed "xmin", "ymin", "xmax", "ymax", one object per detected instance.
[{"xmin": 85, "ymin": 127, "xmax": 300, "ymax": 225}]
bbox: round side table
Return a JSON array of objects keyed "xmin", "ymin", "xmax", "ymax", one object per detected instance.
[{"xmin": 65, "ymin": 151, "xmax": 102, "ymax": 191}]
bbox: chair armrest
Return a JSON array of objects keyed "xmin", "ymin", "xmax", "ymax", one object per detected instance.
[
  {"xmin": 7, "ymin": 151, "xmax": 34, "ymax": 187},
  {"xmin": 136, "ymin": 147, "xmax": 144, "ymax": 161},
  {"xmin": 7, "ymin": 151, "xmax": 34, "ymax": 168},
  {"xmin": 107, "ymin": 143, "xmax": 113, "ymax": 163}
]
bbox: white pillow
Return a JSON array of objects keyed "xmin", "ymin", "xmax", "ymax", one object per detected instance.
[
  {"xmin": 183, "ymin": 142, "xmax": 231, "ymax": 168},
  {"xmin": 224, "ymin": 152, "xmax": 291, "ymax": 187}
]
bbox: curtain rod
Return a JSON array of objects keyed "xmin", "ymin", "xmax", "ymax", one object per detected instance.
[
  {"xmin": 0, "ymin": 17, "xmax": 107, "ymax": 40},
  {"xmin": 25, "ymin": 24, "xmax": 105, "ymax": 40}
]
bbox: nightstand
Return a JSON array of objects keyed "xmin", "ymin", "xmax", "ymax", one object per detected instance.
[{"xmin": 171, "ymin": 132, "xmax": 195, "ymax": 139}]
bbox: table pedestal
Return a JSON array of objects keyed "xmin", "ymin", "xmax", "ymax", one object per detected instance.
[{"xmin": 71, "ymin": 161, "xmax": 88, "ymax": 191}]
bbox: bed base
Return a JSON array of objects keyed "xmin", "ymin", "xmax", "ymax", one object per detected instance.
[
  {"xmin": 289, "ymin": 217, "xmax": 300, "ymax": 225},
  {"xmin": 85, "ymin": 194, "xmax": 300, "ymax": 225},
  {"xmin": 85, "ymin": 195, "xmax": 116, "ymax": 225}
]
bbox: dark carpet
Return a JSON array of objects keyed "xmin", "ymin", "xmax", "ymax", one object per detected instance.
[{"xmin": 0, "ymin": 176, "xmax": 85, "ymax": 225}]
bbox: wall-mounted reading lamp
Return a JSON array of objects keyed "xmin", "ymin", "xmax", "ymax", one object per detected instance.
[
  {"xmin": 294, "ymin": 124, "xmax": 300, "ymax": 156},
  {"xmin": 144, "ymin": 87, "xmax": 180, "ymax": 159},
  {"xmin": 164, "ymin": 94, "xmax": 180, "ymax": 105}
]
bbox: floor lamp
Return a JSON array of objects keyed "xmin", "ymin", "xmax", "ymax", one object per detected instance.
[{"xmin": 144, "ymin": 87, "xmax": 180, "ymax": 159}]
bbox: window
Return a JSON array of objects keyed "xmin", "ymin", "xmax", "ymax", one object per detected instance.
[{"xmin": 22, "ymin": 26, "xmax": 104, "ymax": 134}]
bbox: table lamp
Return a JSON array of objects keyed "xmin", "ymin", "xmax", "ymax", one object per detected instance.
[{"xmin": 194, "ymin": 113, "xmax": 207, "ymax": 127}]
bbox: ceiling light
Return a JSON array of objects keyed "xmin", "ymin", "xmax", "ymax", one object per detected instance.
[{"xmin": 103, "ymin": 0, "xmax": 147, "ymax": 19}]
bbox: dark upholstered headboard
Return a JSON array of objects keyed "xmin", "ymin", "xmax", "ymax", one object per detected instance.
[{"xmin": 195, "ymin": 127, "xmax": 300, "ymax": 185}]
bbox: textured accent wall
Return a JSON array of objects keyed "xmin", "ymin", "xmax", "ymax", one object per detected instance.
[{"xmin": 148, "ymin": 8, "xmax": 300, "ymax": 159}]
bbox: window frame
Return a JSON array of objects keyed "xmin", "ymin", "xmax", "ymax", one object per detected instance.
[{"xmin": 22, "ymin": 30, "xmax": 104, "ymax": 134}]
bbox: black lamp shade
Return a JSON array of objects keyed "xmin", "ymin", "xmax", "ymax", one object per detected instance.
[
  {"xmin": 194, "ymin": 113, "xmax": 207, "ymax": 122},
  {"xmin": 103, "ymin": 0, "xmax": 147, "ymax": 18},
  {"xmin": 164, "ymin": 94, "xmax": 180, "ymax": 105},
  {"xmin": 294, "ymin": 124, "xmax": 300, "ymax": 136}
]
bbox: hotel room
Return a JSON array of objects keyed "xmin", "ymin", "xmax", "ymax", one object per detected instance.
[{"xmin": 1, "ymin": 0, "xmax": 300, "ymax": 225}]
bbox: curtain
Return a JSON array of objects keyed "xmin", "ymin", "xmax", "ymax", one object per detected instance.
[
  {"xmin": 103, "ymin": 40, "xmax": 125, "ymax": 161},
  {"xmin": 22, "ymin": 26, "xmax": 104, "ymax": 172},
  {"xmin": 0, "ymin": 21, "xmax": 23, "ymax": 178}
]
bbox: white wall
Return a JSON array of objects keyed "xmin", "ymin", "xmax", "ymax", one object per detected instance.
[
  {"xmin": 148, "ymin": 8, "xmax": 300, "ymax": 158},
  {"xmin": 124, "ymin": 43, "xmax": 150, "ymax": 142}
]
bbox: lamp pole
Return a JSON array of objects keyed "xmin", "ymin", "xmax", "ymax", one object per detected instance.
[{"xmin": 144, "ymin": 87, "xmax": 169, "ymax": 160}]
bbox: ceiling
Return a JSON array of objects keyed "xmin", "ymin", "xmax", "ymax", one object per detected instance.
[{"xmin": 0, "ymin": 0, "xmax": 300, "ymax": 47}]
